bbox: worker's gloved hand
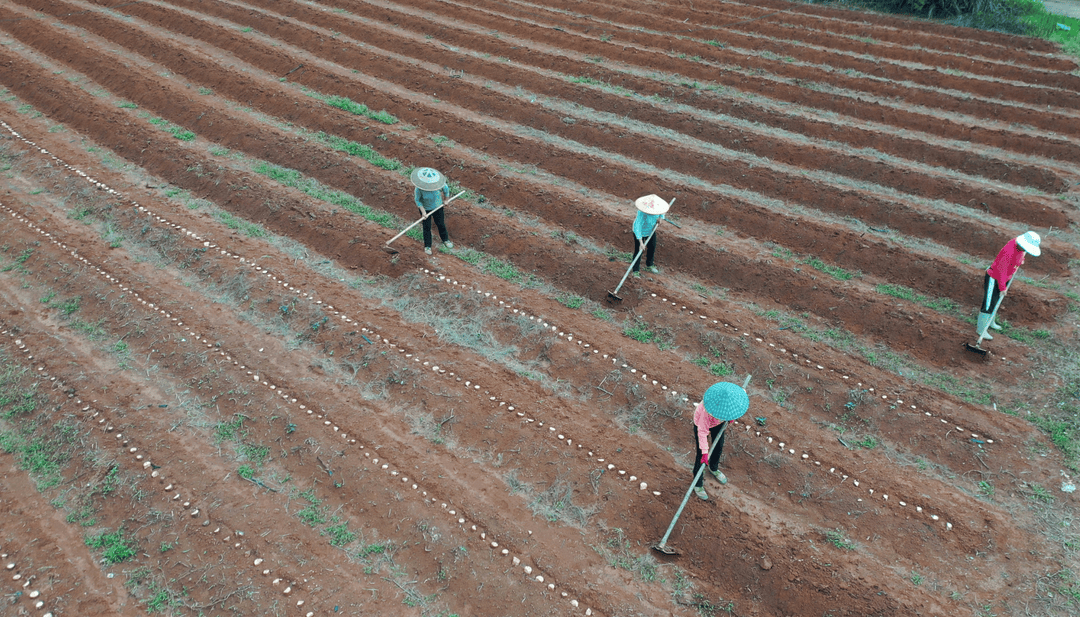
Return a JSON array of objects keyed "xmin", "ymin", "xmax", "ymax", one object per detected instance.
[{"xmin": 700, "ymin": 453, "xmax": 708, "ymax": 465}]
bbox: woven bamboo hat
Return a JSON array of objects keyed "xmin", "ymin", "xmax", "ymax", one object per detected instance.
[
  {"xmin": 411, "ymin": 167, "xmax": 446, "ymax": 191},
  {"xmin": 702, "ymin": 382, "xmax": 750, "ymax": 421},
  {"xmin": 635, "ymin": 194, "xmax": 670, "ymax": 215}
]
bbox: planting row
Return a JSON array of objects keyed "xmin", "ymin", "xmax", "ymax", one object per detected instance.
[
  {"xmin": 0, "ymin": 119, "xmax": 1029, "ymax": 614},
  {"xmin": 0, "ymin": 25, "xmax": 1067, "ymax": 379}
]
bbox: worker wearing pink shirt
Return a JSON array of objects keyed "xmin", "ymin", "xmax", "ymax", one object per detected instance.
[
  {"xmin": 978, "ymin": 231, "xmax": 1041, "ymax": 340},
  {"xmin": 692, "ymin": 381, "xmax": 749, "ymax": 501}
]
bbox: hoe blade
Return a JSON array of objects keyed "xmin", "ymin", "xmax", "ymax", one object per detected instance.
[{"xmin": 651, "ymin": 543, "xmax": 679, "ymax": 556}]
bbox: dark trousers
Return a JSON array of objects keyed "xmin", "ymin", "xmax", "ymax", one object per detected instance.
[
  {"xmin": 980, "ymin": 272, "xmax": 1004, "ymax": 314},
  {"xmin": 422, "ymin": 208, "xmax": 449, "ymax": 248},
  {"xmin": 692, "ymin": 422, "xmax": 726, "ymax": 488},
  {"xmin": 631, "ymin": 233, "xmax": 657, "ymax": 271}
]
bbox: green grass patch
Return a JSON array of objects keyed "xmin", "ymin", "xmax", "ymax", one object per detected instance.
[
  {"xmin": 591, "ymin": 308, "xmax": 613, "ymax": 321},
  {"xmin": 804, "ymin": 257, "xmax": 857, "ymax": 280},
  {"xmin": 296, "ymin": 488, "xmax": 326, "ymax": 526},
  {"xmin": 314, "ymin": 132, "xmax": 400, "ymax": 170},
  {"xmin": 557, "ymin": 294, "xmax": 584, "ymax": 309},
  {"xmin": 0, "ymin": 247, "xmax": 34, "ymax": 272},
  {"xmin": 86, "ymin": 527, "xmax": 137, "ymax": 564},
  {"xmin": 214, "ymin": 211, "xmax": 267, "ymax": 238},
  {"xmin": 693, "ymin": 355, "xmax": 733, "ymax": 376},
  {"xmin": 145, "ymin": 588, "xmax": 171, "ymax": 612},
  {"xmin": 252, "ymin": 162, "xmax": 399, "ymax": 229},
  {"xmin": 483, "ymin": 258, "xmax": 521, "ymax": 283},
  {"xmin": 214, "ymin": 415, "xmax": 245, "ymax": 443},
  {"xmin": 624, "ymin": 321, "xmax": 654, "ymax": 343},
  {"xmin": 147, "ymin": 116, "xmax": 196, "ymax": 141},
  {"xmin": 825, "ymin": 529, "xmax": 856, "ymax": 550},
  {"xmin": 321, "ymin": 522, "xmax": 357, "ymax": 547},
  {"xmin": 239, "ymin": 442, "xmax": 269, "ymax": 464},
  {"xmin": 308, "ymin": 92, "xmax": 398, "ymax": 124},
  {"xmin": 876, "ymin": 283, "xmax": 958, "ymax": 313},
  {"xmin": 0, "ymin": 420, "xmax": 78, "ymax": 490}
]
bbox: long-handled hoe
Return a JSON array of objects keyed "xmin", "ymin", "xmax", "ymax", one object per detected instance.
[
  {"xmin": 652, "ymin": 374, "xmax": 751, "ymax": 556},
  {"xmin": 383, "ymin": 190, "xmax": 466, "ymax": 254},
  {"xmin": 607, "ymin": 198, "xmax": 677, "ymax": 303}
]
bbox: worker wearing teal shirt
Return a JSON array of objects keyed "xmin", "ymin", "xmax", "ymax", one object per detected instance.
[{"xmin": 631, "ymin": 195, "xmax": 669, "ymax": 275}]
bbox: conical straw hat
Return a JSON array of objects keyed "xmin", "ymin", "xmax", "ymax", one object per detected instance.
[
  {"xmin": 411, "ymin": 167, "xmax": 446, "ymax": 191},
  {"xmin": 1016, "ymin": 231, "xmax": 1041, "ymax": 257},
  {"xmin": 635, "ymin": 194, "xmax": 669, "ymax": 215},
  {"xmin": 702, "ymin": 382, "xmax": 749, "ymax": 421}
]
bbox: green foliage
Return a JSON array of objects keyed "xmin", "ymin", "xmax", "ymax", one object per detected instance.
[
  {"xmin": 145, "ymin": 588, "xmax": 170, "ymax": 612},
  {"xmin": 296, "ymin": 489, "xmax": 326, "ymax": 526},
  {"xmin": 360, "ymin": 543, "xmax": 387, "ymax": 556},
  {"xmin": 876, "ymin": 283, "xmax": 957, "ymax": 313},
  {"xmin": 240, "ymin": 443, "xmax": 269, "ymax": 464},
  {"xmin": 214, "ymin": 415, "xmax": 245, "ymax": 443},
  {"xmin": 86, "ymin": 528, "xmax": 136, "ymax": 564},
  {"xmin": 804, "ymin": 257, "xmax": 856, "ymax": 280},
  {"xmin": 0, "ymin": 365, "xmax": 37, "ymax": 419},
  {"xmin": 237, "ymin": 465, "xmax": 255, "ymax": 480},
  {"xmin": 321, "ymin": 522, "xmax": 357, "ymax": 547},
  {"xmin": 214, "ymin": 211, "xmax": 266, "ymax": 238},
  {"xmin": 557, "ymin": 294, "xmax": 584, "ymax": 309},
  {"xmin": 456, "ymin": 248, "xmax": 483, "ymax": 265},
  {"xmin": 98, "ymin": 465, "xmax": 121, "ymax": 497},
  {"xmin": 483, "ymin": 258, "xmax": 521, "ymax": 282},
  {"xmin": 709, "ymin": 362, "xmax": 734, "ymax": 377},
  {"xmin": 856, "ymin": 0, "xmax": 1079, "ymax": 52},
  {"xmin": 624, "ymin": 321, "xmax": 654, "ymax": 343},
  {"xmin": 1029, "ymin": 483, "xmax": 1055, "ymax": 503},
  {"xmin": 1, "ymin": 248, "xmax": 33, "ymax": 272},
  {"xmin": 147, "ymin": 117, "xmax": 196, "ymax": 141},
  {"xmin": 252, "ymin": 162, "xmax": 400, "ymax": 229},
  {"xmin": 825, "ymin": 529, "xmax": 856, "ymax": 550},
  {"xmin": 853, "ymin": 436, "xmax": 878, "ymax": 449},
  {"xmin": 0, "ymin": 420, "xmax": 75, "ymax": 490},
  {"xmin": 316, "ymin": 94, "xmax": 398, "ymax": 124},
  {"xmin": 117, "ymin": 101, "xmax": 138, "ymax": 109},
  {"xmin": 315, "ymin": 132, "xmax": 400, "ymax": 170}
]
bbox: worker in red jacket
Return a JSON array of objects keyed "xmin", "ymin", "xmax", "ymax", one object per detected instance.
[{"xmin": 978, "ymin": 231, "xmax": 1041, "ymax": 339}]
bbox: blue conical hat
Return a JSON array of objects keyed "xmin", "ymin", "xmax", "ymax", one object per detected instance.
[{"xmin": 702, "ymin": 382, "xmax": 749, "ymax": 421}]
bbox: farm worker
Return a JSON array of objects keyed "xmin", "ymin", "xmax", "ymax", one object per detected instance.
[
  {"xmin": 631, "ymin": 194, "xmax": 669, "ymax": 277},
  {"xmin": 977, "ymin": 231, "xmax": 1041, "ymax": 340},
  {"xmin": 692, "ymin": 381, "xmax": 749, "ymax": 501},
  {"xmin": 411, "ymin": 167, "xmax": 454, "ymax": 256}
]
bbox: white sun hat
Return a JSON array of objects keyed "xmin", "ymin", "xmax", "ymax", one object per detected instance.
[
  {"xmin": 1016, "ymin": 231, "xmax": 1041, "ymax": 256},
  {"xmin": 635, "ymin": 194, "xmax": 670, "ymax": 215},
  {"xmin": 411, "ymin": 167, "xmax": 446, "ymax": 191}
]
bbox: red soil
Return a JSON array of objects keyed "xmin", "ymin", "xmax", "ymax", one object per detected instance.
[{"xmin": 0, "ymin": 1, "xmax": 1077, "ymax": 616}]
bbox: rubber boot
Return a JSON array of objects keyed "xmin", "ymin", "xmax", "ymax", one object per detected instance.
[{"xmin": 976, "ymin": 312, "xmax": 994, "ymax": 340}]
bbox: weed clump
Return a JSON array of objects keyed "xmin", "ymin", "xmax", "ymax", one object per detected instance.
[{"xmin": 86, "ymin": 527, "xmax": 137, "ymax": 564}]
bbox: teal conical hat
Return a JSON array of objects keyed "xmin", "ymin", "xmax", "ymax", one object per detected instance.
[{"xmin": 702, "ymin": 382, "xmax": 749, "ymax": 421}]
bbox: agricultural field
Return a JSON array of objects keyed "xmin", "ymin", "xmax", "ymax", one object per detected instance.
[{"xmin": 0, "ymin": 0, "xmax": 1079, "ymax": 615}]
